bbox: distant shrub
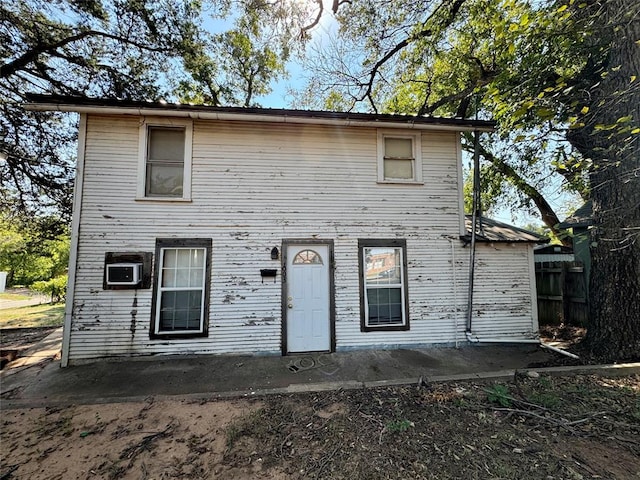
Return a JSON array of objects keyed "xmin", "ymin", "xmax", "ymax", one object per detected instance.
[{"xmin": 31, "ymin": 274, "xmax": 68, "ymax": 303}]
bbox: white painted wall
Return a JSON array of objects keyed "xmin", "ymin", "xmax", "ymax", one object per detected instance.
[
  {"xmin": 67, "ymin": 114, "xmax": 538, "ymax": 361},
  {"xmin": 471, "ymin": 243, "xmax": 539, "ymax": 338}
]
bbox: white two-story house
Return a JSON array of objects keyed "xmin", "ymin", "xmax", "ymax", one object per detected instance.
[{"xmin": 27, "ymin": 94, "xmax": 544, "ymax": 366}]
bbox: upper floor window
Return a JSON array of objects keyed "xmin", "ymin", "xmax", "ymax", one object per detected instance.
[
  {"xmin": 138, "ymin": 119, "xmax": 193, "ymax": 200},
  {"xmin": 377, "ymin": 131, "xmax": 422, "ymax": 184}
]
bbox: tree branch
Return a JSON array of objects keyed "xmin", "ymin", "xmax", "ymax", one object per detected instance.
[
  {"xmin": 466, "ymin": 133, "xmax": 570, "ymax": 245},
  {"xmin": 418, "ymin": 59, "xmax": 497, "ymax": 117},
  {"xmin": 358, "ymin": 0, "xmax": 466, "ymax": 111},
  {"xmin": 419, "ymin": 83, "xmax": 484, "ymax": 116},
  {"xmin": 1, "ymin": 29, "xmax": 172, "ymax": 79},
  {"xmin": 300, "ymin": 0, "xmax": 324, "ymax": 38}
]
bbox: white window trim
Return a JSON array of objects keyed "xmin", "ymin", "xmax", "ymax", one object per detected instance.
[
  {"xmin": 154, "ymin": 246, "xmax": 207, "ymax": 335},
  {"xmin": 137, "ymin": 117, "xmax": 193, "ymax": 201},
  {"xmin": 376, "ymin": 130, "xmax": 423, "ymax": 184}
]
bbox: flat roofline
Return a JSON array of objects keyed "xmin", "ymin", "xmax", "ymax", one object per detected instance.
[{"xmin": 24, "ymin": 94, "xmax": 496, "ymax": 132}]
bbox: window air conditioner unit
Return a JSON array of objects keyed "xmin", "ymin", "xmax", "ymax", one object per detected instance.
[{"xmin": 106, "ymin": 263, "xmax": 142, "ymax": 286}]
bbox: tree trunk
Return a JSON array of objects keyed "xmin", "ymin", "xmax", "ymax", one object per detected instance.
[{"xmin": 568, "ymin": 0, "xmax": 640, "ymax": 361}]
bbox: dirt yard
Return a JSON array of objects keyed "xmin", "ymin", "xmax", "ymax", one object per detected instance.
[{"xmin": 1, "ymin": 373, "xmax": 638, "ymax": 479}]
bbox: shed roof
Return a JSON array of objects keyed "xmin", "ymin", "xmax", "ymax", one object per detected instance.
[
  {"xmin": 464, "ymin": 216, "xmax": 548, "ymax": 243},
  {"xmin": 558, "ymin": 201, "xmax": 593, "ymax": 228},
  {"xmin": 24, "ymin": 94, "xmax": 496, "ymax": 132},
  {"xmin": 534, "ymin": 244, "xmax": 573, "ymax": 254}
]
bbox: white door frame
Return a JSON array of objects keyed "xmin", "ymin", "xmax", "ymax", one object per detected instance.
[{"xmin": 281, "ymin": 239, "xmax": 335, "ymax": 355}]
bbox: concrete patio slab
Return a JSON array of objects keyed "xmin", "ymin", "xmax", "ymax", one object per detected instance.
[{"xmin": 2, "ymin": 331, "xmax": 638, "ymax": 409}]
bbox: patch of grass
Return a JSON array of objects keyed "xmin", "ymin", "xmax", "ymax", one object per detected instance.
[
  {"xmin": 386, "ymin": 418, "xmax": 413, "ymax": 433},
  {"xmin": 538, "ymin": 376, "xmax": 553, "ymax": 389},
  {"xmin": 0, "ymin": 292, "xmax": 30, "ymax": 300},
  {"xmin": 486, "ymin": 384, "xmax": 512, "ymax": 407},
  {"xmin": 528, "ymin": 391, "xmax": 562, "ymax": 408},
  {"xmin": 515, "ymin": 376, "xmax": 570, "ymax": 409},
  {"xmin": 0, "ymin": 303, "xmax": 65, "ymax": 328},
  {"xmin": 225, "ymin": 423, "xmax": 244, "ymax": 449}
]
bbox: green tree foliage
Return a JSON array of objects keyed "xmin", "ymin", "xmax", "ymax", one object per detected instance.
[
  {"xmin": 0, "ymin": 213, "xmax": 70, "ymax": 286},
  {"xmin": 1, "ymin": 0, "xmax": 312, "ymax": 218},
  {"xmin": 0, "ymin": 223, "xmax": 26, "ymax": 278},
  {"xmin": 1, "ymin": 0, "xmax": 202, "ymax": 219},
  {"xmin": 177, "ymin": 25, "xmax": 286, "ymax": 107},
  {"xmin": 176, "ymin": 0, "xmax": 317, "ymax": 107},
  {"xmin": 462, "ymin": 167, "xmax": 504, "ymax": 216},
  {"xmin": 31, "ymin": 274, "xmax": 68, "ymax": 303}
]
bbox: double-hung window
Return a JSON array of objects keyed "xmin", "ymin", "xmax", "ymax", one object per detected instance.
[
  {"xmin": 358, "ymin": 239, "xmax": 410, "ymax": 331},
  {"xmin": 138, "ymin": 119, "xmax": 193, "ymax": 200},
  {"xmin": 377, "ymin": 131, "xmax": 422, "ymax": 184},
  {"xmin": 151, "ymin": 238, "xmax": 211, "ymax": 337}
]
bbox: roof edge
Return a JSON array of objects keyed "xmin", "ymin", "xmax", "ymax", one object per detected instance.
[
  {"xmin": 460, "ymin": 234, "xmax": 549, "ymax": 244},
  {"xmin": 464, "ymin": 215, "xmax": 549, "ymax": 244},
  {"xmin": 24, "ymin": 94, "xmax": 496, "ymax": 132}
]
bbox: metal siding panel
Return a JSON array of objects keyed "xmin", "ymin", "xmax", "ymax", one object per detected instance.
[
  {"xmin": 69, "ymin": 116, "xmax": 533, "ymax": 360},
  {"xmin": 470, "ymin": 244, "xmax": 537, "ymax": 338}
]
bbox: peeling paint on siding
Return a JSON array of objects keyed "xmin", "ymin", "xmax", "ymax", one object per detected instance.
[
  {"xmin": 130, "ymin": 292, "xmax": 138, "ymax": 336},
  {"xmin": 65, "ymin": 116, "xmax": 537, "ymax": 361}
]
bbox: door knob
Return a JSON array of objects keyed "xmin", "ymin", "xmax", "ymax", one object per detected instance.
[{"xmin": 288, "ymin": 303, "xmax": 293, "ymax": 308}]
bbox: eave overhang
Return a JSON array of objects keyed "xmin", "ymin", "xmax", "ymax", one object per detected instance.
[{"xmin": 24, "ymin": 94, "xmax": 496, "ymax": 133}]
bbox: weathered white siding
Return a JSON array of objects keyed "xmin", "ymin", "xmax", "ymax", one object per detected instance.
[
  {"xmin": 471, "ymin": 243, "xmax": 538, "ymax": 338},
  {"xmin": 67, "ymin": 114, "xmax": 537, "ymax": 361}
]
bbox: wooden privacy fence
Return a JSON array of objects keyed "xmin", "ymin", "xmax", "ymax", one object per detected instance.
[{"xmin": 535, "ymin": 261, "xmax": 588, "ymax": 326}]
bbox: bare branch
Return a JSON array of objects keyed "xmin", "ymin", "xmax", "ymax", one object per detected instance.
[
  {"xmin": 1, "ymin": 29, "xmax": 172, "ymax": 79},
  {"xmin": 357, "ymin": 0, "xmax": 466, "ymax": 108},
  {"xmin": 300, "ymin": 0, "xmax": 324, "ymax": 38}
]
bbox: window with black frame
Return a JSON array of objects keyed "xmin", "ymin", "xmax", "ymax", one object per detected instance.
[
  {"xmin": 358, "ymin": 239, "xmax": 410, "ymax": 331},
  {"xmin": 151, "ymin": 238, "xmax": 211, "ymax": 337}
]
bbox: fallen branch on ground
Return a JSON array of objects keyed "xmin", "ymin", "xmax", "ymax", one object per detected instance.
[{"xmin": 120, "ymin": 422, "xmax": 176, "ymax": 463}]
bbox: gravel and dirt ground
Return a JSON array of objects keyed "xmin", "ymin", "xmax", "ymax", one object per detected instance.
[
  {"xmin": 1, "ymin": 373, "xmax": 638, "ymax": 479},
  {"xmin": 2, "ymin": 322, "xmax": 637, "ymax": 479}
]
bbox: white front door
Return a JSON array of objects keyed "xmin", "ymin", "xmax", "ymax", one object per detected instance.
[{"xmin": 285, "ymin": 244, "xmax": 331, "ymax": 353}]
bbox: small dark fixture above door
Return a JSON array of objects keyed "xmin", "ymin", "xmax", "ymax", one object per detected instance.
[{"xmin": 271, "ymin": 247, "xmax": 280, "ymax": 260}]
